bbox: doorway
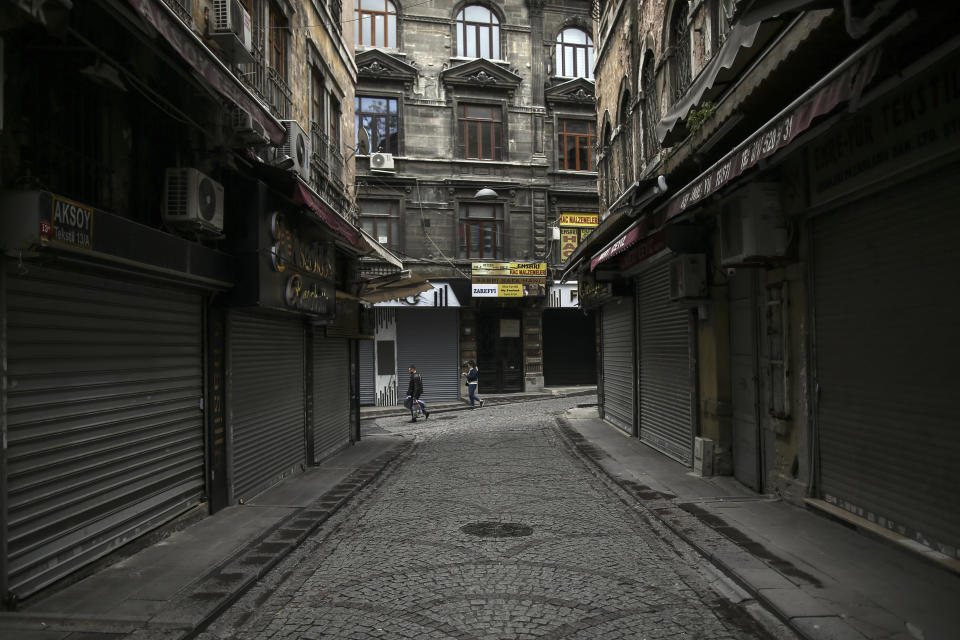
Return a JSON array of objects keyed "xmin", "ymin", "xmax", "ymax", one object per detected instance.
[{"xmin": 476, "ymin": 310, "xmax": 523, "ymax": 393}]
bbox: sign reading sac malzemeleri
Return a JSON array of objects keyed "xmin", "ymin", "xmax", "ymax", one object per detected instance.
[
  {"xmin": 471, "ymin": 262, "xmax": 546, "ymax": 297},
  {"xmin": 559, "ymin": 213, "xmax": 599, "ymax": 227}
]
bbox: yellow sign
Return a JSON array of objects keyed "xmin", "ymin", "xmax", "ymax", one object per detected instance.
[
  {"xmin": 471, "ymin": 262, "xmax": 547, "ymax": 277},
  {"xmin": 499, "ymin": 283, "xmax": 524, "ymax": 297},
  {"xmin": 559, "ymin": 213, "xmax": 599, "ymax": 228},
  {"xmin": 560, "ymin": 228, "xmax": 580, "ymax": 262}
]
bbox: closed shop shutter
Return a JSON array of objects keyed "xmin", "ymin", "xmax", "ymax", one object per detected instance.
[
  {"xmin": 813, "ymin": 163, "xmax": 960, "ymax": 553},
  {"xmin": 543, "ymin": 309, "xmax": 597, "ymax": 386},
  {"xmin": 396, "ymin": 309, "xmax": 460, "ymax": 402},
  {"xmin": 5, "ymin": 265, "xmax": 204, "ymax": 598},
  {"xmin": 229, "ymin": 311, "xmax": 305, "ymax": 502},
  {"xmin": 313, "ymin": 334, "xmax": 351, "ymax": 462},
  {"xmin": 638, "ymin": 261, "xmax": 694, "ymax": 466},
  {"xmin": 359, "ymin": 339, "xmax": 375, "ymax": 406},
  {"xmin": 601, "ymin": 300, "xmax": 634, "ymax": 433}
]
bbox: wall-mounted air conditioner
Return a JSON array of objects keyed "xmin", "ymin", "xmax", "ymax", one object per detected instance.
[
  {"xmin": 163, "ymin": 168, "xmax": 224, "ymax": 235},
  {"xmin": 719, "ymin": 183, "xmax": 788, "ymax": 265},
  {"xmin": 669, "ymin": 253, "xmax": 708, "ymax": 301},
  {"xmin": 230, "ymin": 106, "xmax": 268, "ymax": 147},
  {"xmin": 279, "ymin": 120, "xmax": 311, "ymax": 180},
  {"xmin": 370, "ymin": 152, "xmax": 395, "ymax": 173},
  {"xmin": 211, "ymin": 0, "xmax": 254, "ymax": 64}
]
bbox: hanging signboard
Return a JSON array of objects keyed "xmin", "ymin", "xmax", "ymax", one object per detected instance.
[{"xmin": 471, "ymin": 262, "xmax": 546, "ymax": 297}]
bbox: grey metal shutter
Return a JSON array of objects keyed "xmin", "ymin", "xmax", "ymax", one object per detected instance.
[
  {"xmin": 358, "ymin": 339, "xmax": 375, "ymax": 406},
  {"xmin": 396, "ymin": 309, "xmax": 459, "ymax": 402},
  {"xmin": 813, "ymin": 164, "xmax": 960, "ymax": 553},
  {"xmin": 5, "ymin": 265, "xmax": 203, "ymax": 598},
  {"xmin": 638, "ymin": 261, "xmax": 694, "ymax": 466},
  {"xmin": 312, "ymin": 334, "xmax": 351, "ymax": 462},
  {"xmin": 229, "ymin": 311, "xmax": 305, "ymax": 502},
  {"xmin": 601, "ymin": 300, "xmax": 634, "ymax": 433}
]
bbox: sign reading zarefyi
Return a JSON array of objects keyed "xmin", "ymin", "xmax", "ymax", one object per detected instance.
[{"xmin": 471, "ymin": 262, "xmax": 546, "ymax": 297}]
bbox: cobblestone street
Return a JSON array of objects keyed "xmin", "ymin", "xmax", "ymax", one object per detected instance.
[{"xmin": 199, "ymin": 398, "xmax": 788, "ymax": 639}]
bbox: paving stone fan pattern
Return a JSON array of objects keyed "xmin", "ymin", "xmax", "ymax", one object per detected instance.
[{"xmin": 212, "ymin": 399, "xmax": 768, "ymax": 639}]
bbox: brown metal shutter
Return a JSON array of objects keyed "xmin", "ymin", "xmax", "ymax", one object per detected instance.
[
  {"xmin": 601, "ymin": 300, "xmax": 635, "ymax": 433},
  {"xmin": 5, "ymin": 265, "xmax": 204, "ymax": 599},
  {"xmin": 229, "ymin": 311, "xmax": 305, "ymax": 502},
  {"xmin": 638, "ymin": 261, "xmax": 695, "ymax": 466},
  {"xmin": 312, "ymin": 334, "xmax": 351, "ymax": 462},
  {"xmin": 813, "ymin": 163, "xmax": 960, "ymax": 554}
]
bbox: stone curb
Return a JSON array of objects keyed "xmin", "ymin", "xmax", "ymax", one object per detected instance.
[
  {"xmin": 126, "ymin": 438, "xmax": 416, "ymax": 640},
  {"xmin": 554, "ymin": 417, "xmax": 865, "ymax": 640}
]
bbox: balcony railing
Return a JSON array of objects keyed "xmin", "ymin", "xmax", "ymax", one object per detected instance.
[
  {"xmin": 310, "ymin": 124, "xmax": 330, "ymax": 180},
  {"xmin": 328, "ymin": 144, "xmax": 344, "ymax": 187},
  {"xmin": 162, "ymin": 0, "xmax": 192, "ymax": 24},
  {"xmin": 265, "ymin": 67, "xmax": 292, "ymax": 120}
]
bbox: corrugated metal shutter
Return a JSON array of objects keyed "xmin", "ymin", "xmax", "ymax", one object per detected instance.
[
  {"xmin": 638, "ymin": 261, "xmax": 694, "ymax": 465},
  {"xmin": 5, "ymin": 265, "xmax": 203, "ymax": 598},
  {"xmin": 601, "ymin": 300, "xmax": 634, "ymax": 433},
  {"xmin": 814, "ymin": 164, "xmax": 960, "ymax": 553},
  {"xmin": 358, "ymin": 339, "xmax": 375, "ymax": 406},
  {"xmin": 229, "ymin": 311, "xmax": 305, "ymax": 502},
  {"xmin": 396, "ymin": 309, "xmax": 459, "ymax": 402},
  {"xmin": 312, "ymin": 334, "xmax": 350, "ymax": 462}
]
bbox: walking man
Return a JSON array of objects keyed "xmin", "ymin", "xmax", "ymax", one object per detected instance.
[
  {"xmin": 463, "ymin": 360, "xmax": 484, "ymax": 409},
  {"xmin": 406, "ymin": 364, "xmax": 429, "ymax": 422}
]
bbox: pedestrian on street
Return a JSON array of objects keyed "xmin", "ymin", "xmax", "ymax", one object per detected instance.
[
  {"xmin": 463, "ymin": 360, "xmax": 484, "ymax": 409},
  {"xmin": 406, "ymin": 364, "xmax": 429, "ymax": 422}
]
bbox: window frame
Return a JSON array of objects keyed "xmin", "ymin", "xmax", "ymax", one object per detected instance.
[
  {"xmin": 556, "ymin": 117, "xmax": 596, "ymax": 172},
  {"xmin": 458, "ymin": 201, "xmax": 505, "ymax": 260},
  {"xmin": 354, "ymin": 0, "xmax": 398, "ymax": 48},
  {"xmin": 555, "ymin": 27, "xmax": 594, "ymax": 79},
  {"xmin": 455, "ymin": 5, "xmax": 501, "ymax": 60},
  {"xmin": 457, "ymin": 102, "xmax": 504, "ymax": 161},
  {"xmin": 360, "ymin": 199, "xmax": 402, "ymax": 252},
  {"xmin": 355, "ymin": 93, "xmax": 401, "ymax": 155},
  {"xmin": 268, "ymin": 2, "xmax": 287, "ymax": 79},
  {"xmin": 670, "ymin": 1, "xmax": 691, "ymax": 102},
  {"xmin": 641, "ymin": 53, "xmax": 657, "ymax": 161}
]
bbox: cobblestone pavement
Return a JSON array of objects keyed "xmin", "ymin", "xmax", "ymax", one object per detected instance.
[{"xmin": 199, "ymin": 397, "xmax": 789, "ymax": 640}]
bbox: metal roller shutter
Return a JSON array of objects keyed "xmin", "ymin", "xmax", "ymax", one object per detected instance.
[
  {"xmin": 638, "ymin": 261, "xmax": 694, "ymax": 466},
  {"xmin": 312, "ymin": 334, "xmax": 351, "ymax": 462},
  {"xmin": 358, "ymin": 339, "xmax": 375, "ymax": 406},
  {"xmin": 601, "ymin": 300, "xmax": 634, "ymax": 433},
  {"xmin": 229, "ymin": 311, "xmax": 305, "ymax": 502},
  {"xmin": 814, "ymin": 164, "xmax": 960, "ymax": 552},
  {"xmin": 396, "ymin": 309, "xmax": 459, "ymax": 402},
  {"xmin": 5, "ymin": 265, "xmax": 204, "ymax": 598}
]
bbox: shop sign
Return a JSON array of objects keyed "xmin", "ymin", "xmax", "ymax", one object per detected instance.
[
  {"xmin": 559, "ymin": 213, "xmax": 599, "ymax": 227},
  {"xmin": 472, "ymin": 283, "xmax": 545, "ymax": 298},
  {"xmin": 579, "ymin": 279, "xmax": 613, "ymax": 308},
  {"xmin": 560, "ymin": 229, "xmax": 580, "ymax": 262},
  {"xmin": 45, "ymin": 196, "xmax": 93, "ymax": 249},
  {"xmin": 808, "ymin": 53, "xmax": 960, "ymax": 206},
  {"xmin": 262, "ymin": 211, "xmax": 335, "ymax": 319},
  {"xmin": 618, "ymin": 230, "xmax": 668, "ymax": 272},
  {"xmin": 471, "ymin": 262, "xmax": 547, "ymax": 277},
  {"xmin": 472, "ymin": 276, "xmax": 546, "ymax": 285}
]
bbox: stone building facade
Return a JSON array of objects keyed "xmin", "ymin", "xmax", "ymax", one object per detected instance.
[
  {"xmin": 354, "ymin": 0, "xmax": 600, "ymax": 405},
  {"xmin": 0, "ymin": 0, "xmax": 393, "ymax": 603},
  {"xmin": 569, "ymin": 0, "xmax": 960, "ymax": 561}
]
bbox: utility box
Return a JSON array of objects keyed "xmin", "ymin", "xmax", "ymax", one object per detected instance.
[{"xmin": 694, "ymin": 437, "xmax": 714, "ymax": 477}]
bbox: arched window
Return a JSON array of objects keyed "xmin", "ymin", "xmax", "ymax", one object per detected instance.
[
  {"xmin": 641, "ymin": 53, "xmax": 657, "ymax": 160},
  {"xmin": 618, "ymin": 90, "xmax": 633, "ymax": 183},
  {"xmin": 600, "ymin": 119, "xmax": 614, "ymax": 207},
  {"xmin": 555, "ymin": 27, "xmax": 594, "ymax": 79},
  {"xmin": 456, "ymin": 5, "xmax": 500, "ymax": 60},
  {"xmin": 670, "ymin": 1, "xmax": 691, "ymax": 101},
  {"xmin": 355, "ymin": 0, "xmax": 398, "ymax": 48}
]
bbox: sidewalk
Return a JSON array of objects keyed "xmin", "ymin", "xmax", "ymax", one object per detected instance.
[
  {"xmin": 0, "ymin": 434, "xmax": 412, "ymax": 640},
  {"xmin": 558, "ymin": 407, "xmax": 960, "ymax": 640}
]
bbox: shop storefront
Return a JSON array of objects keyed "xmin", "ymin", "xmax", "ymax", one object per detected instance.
[
  {"xmin": 0, "ymin": 190, "xmax": 231, "ymax": 600},
  {"xmin": 543, "ymin": 282, "xmax": 596, "ymax": 386}
]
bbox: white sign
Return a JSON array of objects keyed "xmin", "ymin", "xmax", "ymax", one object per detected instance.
[
  {"xmin": 472, "ymin": 284, "xmax": 500, "ymax": 297},
  {"xmin": 376, "ymin": 282, "xmax": 462, "ymax": 307}
]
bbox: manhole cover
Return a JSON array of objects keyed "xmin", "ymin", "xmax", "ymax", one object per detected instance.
[{"xmin": 460, "ymin": 521, "xmax": 533, "ymax": 538}]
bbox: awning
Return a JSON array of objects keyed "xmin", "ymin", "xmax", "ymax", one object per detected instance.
[
  {"xmin": 662, "ymin": 10, "xmax": 915, "ymax": 221},
  {"xmin": 589, "ymin": 219, "xmax": 651, "ymax": 271},
  {"xmin": 359, "ymin": 270, "xmax": 434, "ymax": 304},
  {"xmin": 127, "ymin": 0, "xmax": 284, "ymax": 145},
  {"xmin": 375, "ymin": 281, "xmax": 462, "ymax": 307},
  {"xmin": 357, "ymin": 226, "xmax": 403, "ymax": 270},
  {"xmin": 293, "ymin": 182, "xmax": 362, "ymax": 250}
]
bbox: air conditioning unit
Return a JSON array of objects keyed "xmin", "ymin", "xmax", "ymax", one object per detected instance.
[
  {"xmin": 163, "ymin": 168, "xmax": 225, "ymax": 235},
  {"xmin": 669, "ymin": 253, "xmax": 708, "ymax": 301},
  {"xmin": 720, "ymin": 183, "xmax": 788, "ymax": 265},
  {"xmin": 279, "ymin": 120, "xmax": 311, "ymax": 180},
  {"xmin": 230, "ymin": 106, "xmax": 268, "ymax": 147},
  {"xmin": 211, "ymin": 0, "xmax": 254, "ymax": 64},
  {"xmin": 370, "ymin": 152, "xmax": 395, "ymax": 173}
]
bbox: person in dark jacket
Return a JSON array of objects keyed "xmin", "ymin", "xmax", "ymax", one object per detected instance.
[
  {"xmin": 406, "ymin": 365, "xmax": 429, "ymax": 422},
  {"xmin": 463, "ymin": 360, "xmax": 484, "ymax": 409}
]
